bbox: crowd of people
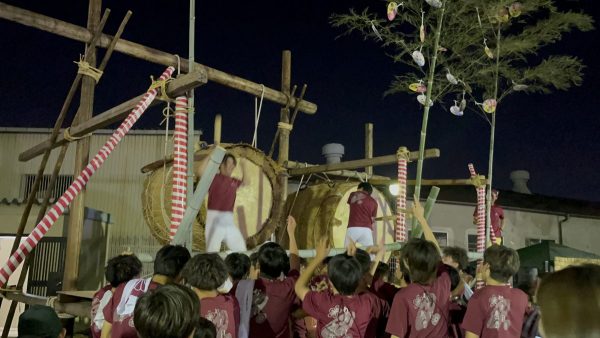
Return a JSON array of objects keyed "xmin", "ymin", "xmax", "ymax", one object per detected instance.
[{"xmin": 16, "ymin": 155, "xmax": 600, "ymax": 338}]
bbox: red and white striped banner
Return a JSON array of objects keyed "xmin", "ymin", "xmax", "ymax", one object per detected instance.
[
  {"xmin": 169, "ymin": 96, "xmax": 188, "ymax": 241},
  {"xmin": 0, "ymin": 67, "xmax": 175, "ymax": 287},
  {"xmin": 395, "ymin": 153, "xmax": 408, "ymax": 242},
  {"xmin": 468, "ymin": 163, "xmax": 486, "ymax": 290}
]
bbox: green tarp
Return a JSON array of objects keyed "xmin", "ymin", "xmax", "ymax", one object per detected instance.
[{"xmin": 517, "ymin": 240, "xmax": 600, "ymax": 272}]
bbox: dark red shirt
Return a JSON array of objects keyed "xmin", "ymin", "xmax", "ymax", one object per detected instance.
[
  {"xmin": 473, "ymin": 205, "xmax": 504, "ymax": 238},
  {"xmin": 201, "ymin": 294, "xmax": 240, "ymax": 338},
  {"xmin": 249, "ymin": 270, "xmax": 300, "ymax": 338},
  {"xmin": 103, "ymin": 279, "xmax": 160, "ymax": 338},
  {"xmin": 370, "ymin": 275, "xmax": 401, "ymax": 305},
  {"xmin": 91, "ymin": 285, "xmax": 112, "ymax": 338},
  {"xmin": 347, "ymin": 191, "xmax": 378, "ymax": 229},
  {"xmin": 302, "ymin": 290, "xmax": 389, "ymax": 338},
  {"xmin": 386, "ymin": 268, "xmax": 451, "ymax": 338},
  {"xmin": 208, "ymin": 174, "xmax": 242, "ymax": 211},
  {"xmin": 461, "ymin": 285, "xmax": 528, "ymax": 338}
]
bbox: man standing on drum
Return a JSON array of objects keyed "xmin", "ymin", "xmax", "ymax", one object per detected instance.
[
  {"xmin": 345, "ymin": 182, "xmax": 378, "ymax": 248},
  {"xmin": 205, "ymin": 153, "xmax": 248, "ymax": 252}
]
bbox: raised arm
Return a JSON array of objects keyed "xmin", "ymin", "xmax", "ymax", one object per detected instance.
[
  {"xmin": 287, "ymin": 215, "xmax": 300, "ymax": 271},
  {"xmin": 295, "ymin": 238, "xmax": 329, "ymax": 301}
]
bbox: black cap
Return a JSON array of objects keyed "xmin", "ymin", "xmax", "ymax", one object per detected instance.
[{"xmin": 18, "ymin": 305, "xmax": 62, "ymax": 338}]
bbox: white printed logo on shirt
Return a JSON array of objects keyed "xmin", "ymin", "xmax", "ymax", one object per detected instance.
[
  {"xmin": 321, "ymin": 305, "xmax": 356, "ymax": 338},
  {"xmin": 413, "ymin": 292, "xmax": 441, "ymax": 331},
  {"xmin": 206, "ymin": 309, "xmax": 232, "ymax": 338},
  {"xmin": 487, "ymin": 295, "xmax": 511, "ymax": 330},
  {"xmin": 350, "ymin": 193, "xmax": 366, "ymax": 205}
]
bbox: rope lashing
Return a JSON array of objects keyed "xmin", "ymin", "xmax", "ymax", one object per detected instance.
[
  {"xmin": 148, "ymin": 76, "xmax": 173, "ymax": 102},
  {"xmin": 277, "ymin": 122, "xmax": 293, "ymax": 131},
  {"xmin": 63, "ymin": 127, "xmax": 92, "ymax": 142},
  {"xmin": 74, "ymin": 57, "xmax": 103, "ymax": 83}
]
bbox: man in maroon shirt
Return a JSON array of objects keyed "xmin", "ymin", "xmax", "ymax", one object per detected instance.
[
  {"xmin": 474, "ymin": 189, "xmax": 504, "ymax": 245},
  {"xmin": 101, "ymin": 245, "xmax": 191, "ymax": 338},
  {"xmin": 205, "ymin": 153, "xmax": 248, "ymax": 252},
  {"xmin": 462, "ymin": 245, "xmax": 528, "ymax": 338},
  {"xmin": 345, "ymin": 182, "xmax": 378, "ymax": 248}
]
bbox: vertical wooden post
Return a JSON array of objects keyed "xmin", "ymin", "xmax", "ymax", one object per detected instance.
[
  {"xmin": 277, "ymin": 50, "xmax": 291, "ymax": 198},
  {"xmin": 63, "ymin": 0, "xmax": 101, "ymax": 291},
  {"xmin": 365, "ymin": 123, "xmax": 373, "ymax": 176}
]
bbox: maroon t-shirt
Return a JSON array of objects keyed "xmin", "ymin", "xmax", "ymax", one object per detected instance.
[
  {"xmin": 302, "ymin": 290, "xmax": 389, "ymax": 338},
  {"xmin": 347, "ymin": 191, "xmax": 378, "ymax": 229},
  {"xmin": 473, "ymin": 205, "xmax": 504, "ymax": 238},
  {"xmin": 208, "ymin": 174, "xmax": 242, "ymax": 211},
  {"xmin": 370, "ymin": 275, "xmax": 401, "ymax": 305},
  {"xmin": 201, "ymin": 294, "xmax": 240, "ymax": 338},
  {"xmin": 249, "ymin": 270, "xmax": 300, "ymax": 338},
  {"xmin": 386, "ymin": 268, "xmax": 451, "ymax": 338},
  {"xmin": 103, "ymin": 279, "xmax": 160, "ymax": 338},
  {"xmin": 461, "ymin": 285, "xmax": 528, "ymax": 338},
  {"xmin": 91, "ymin": 284, "xmax": 112, "ymax": 338}
]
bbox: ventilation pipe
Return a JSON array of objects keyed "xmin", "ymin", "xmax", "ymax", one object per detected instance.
[
  {"xmin": 510, "ymin": 170, "xmax": 532, "ymax": 194},
  {"xmin": 322, "ymin": 143, "xmax": 345, "ymax": 164}
]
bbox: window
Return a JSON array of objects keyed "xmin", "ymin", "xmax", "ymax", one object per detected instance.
[
  {"xmin": 21, "ymin": 174, "xmax": 73, "ymax": 202},
  {"xmin": 467, "ymin": 234, "xmax": 478, "ymax": 253},
  {"xmin": 433, "ymin": 231, "xmax": 449, "ymax": 247}
]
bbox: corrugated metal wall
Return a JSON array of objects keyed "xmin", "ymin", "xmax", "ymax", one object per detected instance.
[{"xmin": 0, "ymin": 129, "xmax": 177, "ymax": 275}]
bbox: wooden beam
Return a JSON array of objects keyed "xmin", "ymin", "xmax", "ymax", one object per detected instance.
[
  {"xmin": 369, "ymin": 177, "xmax": 488, "ymax": 186},
  {"xmin": 18, "ymin": 70, "xmax": 207, "ymax": 162},
  {"xmin": 0, "ymin": 291, "xmax": 92, "ymax": 318},
  {"xmin": 0, "ymin": 2, "xmax": 318, "ymax": 115},
  {"xmin": 287, "ymin": 149, "xmax": 440, "ymax": 176},
  {"xmin": 286, "ymin": 160, "xmax": 388, "ymax": 180},
  {"xmin": 365, "ymin": 123, "xmax": 373, "ymax": 176}
]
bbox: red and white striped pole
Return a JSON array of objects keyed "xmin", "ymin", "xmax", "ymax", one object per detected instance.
[
  {"xmin": 169, "ymin": 96, "xmax": 188, "ymax": 241},
  {"xmin": 0, "ymin": 67, "xmax": 175, "ymax": 287},
  {"xmin": 468, "ymin": 163, "xmax": 486, "ymax": 290},
  {"xmin": 395, "ymin": 147, "xmax": 409, "ymax": 242}
]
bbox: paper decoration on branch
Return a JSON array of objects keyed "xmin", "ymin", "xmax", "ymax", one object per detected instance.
[
  {"xmin": 438, "ymin": 46, "xmax": 448, "ymax": 52},
  {"xmin": 446, "ymin": 69, "xmax": 458, "ymax": 85},
  {"xmin": 450, "ymin": 92, "xmax": 466, "ymax": 116},
  {"xmin": 387, "ymin": 2, "xmax": 403, "ymax": 21},
  {"xmin": 411, "ymin": 10, "xmax": 427, "ymax": 67},
  {"xmin": 370, "ymin": 21, "xmax": 383, "ymax": 41},
  {"xmin": 417, "ymin": 94, "xmax": 433, "ymax": 107},
  {"xmin": 409, "ymin": 81, "xmax": 427, "ymax": 93},
  {"xmin": 419, "ymin": 11, "xmax": 426, "ymax": 43},
  {"xmin": 509, "ymin": 2, "xmax": 523, "ymax": 17},
  {"xmin": 497, "ymin": 7, "xmax": 510, "ymax": 23},
  {"xmin": 483, "ymin": 98, "xmax": 497, "ymax": 113},
  {"xmin": 512, "ymin": 81, "xmax": 528, "ymax": 91},
  {"xmin": 412, "ymin": 50, "xmax": 425, "ymax": 67},
  {"xmin": 484, "ymin": 39, "xmax": 495, "ymax": 59},
  {"xmin": 425, "ymin": 0, "xmax": 442, "ymax": 9}
]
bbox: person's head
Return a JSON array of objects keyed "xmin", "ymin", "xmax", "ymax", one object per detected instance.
[
  {"xmin": 374, "ymin": 262, "xmax": 391, "ymax": 283},
  {"xmin": 482, "ymin": 245, "xmax": 520, "ymax": 284},
  {"xmin": 354, "ymin": 249, "xmax": 372, "ymax": 276},
  {"xmin": 224, "ymin": 253, "xmax": 251, "ymax": 281},
  {"xmin": 327, "ymin": 254, "xmax": 363, "ymax": 295},
  {"xmin": 249, "ymin": 252, "xmax": 259, "ymax": 280},
  {"xmin": 194, "ymin": 318, "xmax": 217, "ymax": 338},
  {"xmin": 257, "ymin": 242, "xmax": 289, "ymax": 279},
  {"xmin": 537, "ymin": 264, "xmax": 600, "ymax": 338},
  {"xmin": 401, "ymin": 238, "xmax": 441, "ymax": 285},
  {"xmin": 18, "ymin": 305, "xmax": 66, "ymax": 338},
  {"xmin": 219, "ymin": 154, "xmax": 237, "ymax": 177},
  {"xmin": 357, "ymin": 182, "xmax": 373, "ymax": 194},
  {"xmin": 154, "ymin": 245, "xmax": 191, "ymax": 283},
  {"xmin": 181, "ymin": 254, "xmax": 229, "ymax": 291},
  {"xmin": 446, "ymin": 264, "xmax": 464, "ymax": 298},
  {"xmin": 105, "ymin": 254, "xmax": 143, "ymax": 288},
  {"xmin": 442, "ymin": 247, "xmax": 469, "ymax": 272},
  {"xmin": 491, "ymin": 189, "xmax": 499, "ymax": 203},
  {"xmin": 134, "ymin": 284, "xmax": 200, "ymax": 338}
]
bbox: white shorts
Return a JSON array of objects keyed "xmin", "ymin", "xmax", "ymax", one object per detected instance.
[
  {"xmin": 205, "ymin": 210, "xmax": 247, "ymax": 252},
  {"xmin": 345, "ymin": 227, "xmax": 374, "ymax": 248}
]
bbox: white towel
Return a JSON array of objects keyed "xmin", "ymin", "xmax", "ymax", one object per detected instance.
[{"xmin": 235, "ymin": 279, "xmax": 255, "ymax": 338}]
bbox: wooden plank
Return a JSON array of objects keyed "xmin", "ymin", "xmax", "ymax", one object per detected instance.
[
  {"xmin": 18, "ymin": 70, "xmax": 207, "ymax": 162},
  {"xmin": 0, "ymin": 291, "xmax": 92, "ymax": 318},
  {"xmin": 369, "ymin": 177, "xmax": 488, "ymax": 186},
  {"xmin": 0, "ymin": 2, "xmax": 317, "ymax": 115},
  {"xmin": 287, "ymin": 149, "xmax": 440, "ymax": 176}
]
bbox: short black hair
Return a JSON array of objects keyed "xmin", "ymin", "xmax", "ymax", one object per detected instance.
[
  {"xmin": 194, "ymin": 317, "xmax": 217, "ymax": 338},
  {"xmin": 221, "ymin": 153, "xmax": 237, "ymax": 166},
  {"xmin": 327, "ymin": 254, "xmax": 363, "ymax": 295},
  {"xmin": 154, "ymin": 245, "xmax": 191, "ymax": 278},
  {"xmin": 443, "ymin": 247, "xmax": 469, "ymax": 271},
  {"xmin": 225, "ymin": 253, "xmax": 251, "ymax": 280},
  {"xmin": 134, "ymin": 284, "xmax": 200, "ymax": 338},
  {"xmin": 249, "ymin": 252, "xmax": 259, "ymax": 267},
  {"xmin": 354, "ymin": 249, "xmax": 372, "ymax": 275},
  {"xmin": 484, "ymin": 245, "xmax": 520, "ymax": 283},
  {"xmin": 181, "ymin": 254, "xmax": 228, "ymax": 290},
  {"xmin": 258, "ymin": 242, "xmax": 289, "ymax": 279},
  {"xmin": 374, "ymin": 262, "xmax": 390, "ymax": 281},
  {"xmin": 358, "ymin": 182, "xmax": 373, "ymax": 194},
  {"xmin": 445, "ymin": 264, "xmax": 461, "ymax": 291},
  {"xmin": 401, "ymin": 238, "xmax": 441, "ymax": 285},
  {"xmin": 105, "ymin": 254, "xmax": 143, "ymax": 288}
]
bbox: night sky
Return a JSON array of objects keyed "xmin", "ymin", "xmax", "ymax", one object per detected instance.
[{"xmin": 1, "ymin": 0, "xmax": 599, "ymax": 202}]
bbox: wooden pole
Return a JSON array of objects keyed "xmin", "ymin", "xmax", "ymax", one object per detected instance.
[
  {"xmin": 0, "ymin": 2, "xmax": 317, "ymax": 115},
  {"xmin": 369, "ymin": 177, "xmax": 487, "ymax": 186},
  {"xmin": 63, "ymin": 0, "xmax": 102, "ymax": 291},
  {"xmin": 214, "ymin": 114, "xmax": 222, "ymax": 145},
  {"xmin": 18, "ymin": 70, "xmax": 207, "ymax": 162},
  {"xmin": 287, "ymin": 149, "xmax": 440, "ymax": 176},
  {"xmin": 365, "ymin": 123, "xmax": 373, "ymax": 176}
]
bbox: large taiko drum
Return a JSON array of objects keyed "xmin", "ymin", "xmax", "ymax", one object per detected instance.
[
  {"xmin": 280, "ymin": 181, "xmax": 395, "ymax": 249},
  {"xmin": 142, "ymin": 143, "xmax": 284, "ymax": 251}
]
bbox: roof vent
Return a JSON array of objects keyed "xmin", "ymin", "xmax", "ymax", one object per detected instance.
[
  {"xmin": 322, "ymin": 143, "xmax": 345, "ymax": 164},
  {"xmin": 510, "ymin": 170, "xmax": 532, "ymax": 194}
]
